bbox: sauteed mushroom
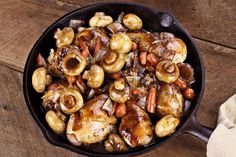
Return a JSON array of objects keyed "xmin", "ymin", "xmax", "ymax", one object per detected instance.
[
  {"xmin": 32, "ymin": 67, "xmax": 52, "ymax": 93},
  {"xmin": 74, "ymin": 27, "xmax": 110, "ymax": 53},
  {"xmin": 123, "ymin": 13, "xmax": 143, "ymax": 30},
  {"xmin": 155, "ymin": 115, "xmax": 180, "ymax": 137},
  {"xmin": 156, "ymin": 83, "xmax": 183, "ymax": 117},
  {"xmin": 100, "ymin": 51, "xmax": 126, "ymax": 73},
  {"xmin": 45, "ymin": 110, "xmax": 66, "ymax": 133},
  {"xmin": 82, "ymin": 65, "xmax": 104, "ymax": 88},
  {"xmin": 109, "ymin": 78, "xmax": 130, "ymax": 103},
  {"xmin": 54, "ymin": 27, "xmax": 74, "ymax": 48},
  {"xmin": 110, "ymin": 33, "xmax": 132, "ymax": 53},
  {"xmin": 59, "ymin": 88, "xmax": 84, "ymax": 114},
  {"xmin": 156, "ymin": 60, "xmax": 179, "ymax": 83},
  {"xmin": 104, "ymin": 134, "xmax": 128, "ymax": 152},
  {"xmin": 42, "ymin": 90, "xmax": 61, "ymax": 111},
  {"xmin": 89, "ymin": 12, "xmax": 113, "ymax": 27},
  {"xmin": 166, "ymin": 38, "xmax": 187, "ymax": 63},
  {"xmin": 61, "ymin": 52, "xmax": 86, "ymax": 76}
]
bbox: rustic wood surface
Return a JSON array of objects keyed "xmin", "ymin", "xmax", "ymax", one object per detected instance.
[{"xmin": 0, "ymin": 0, "xmax": 235, "ymax": 157}]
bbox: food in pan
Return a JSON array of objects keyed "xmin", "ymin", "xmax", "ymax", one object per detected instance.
[{"xmin": 32, "ymin": 12, "xmax": 195, "ymax": 152}]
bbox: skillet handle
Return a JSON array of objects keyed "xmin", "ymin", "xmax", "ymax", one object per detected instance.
[{"xmin": 184, "ymin": 117, "xmax": 214, "ymax": 143}]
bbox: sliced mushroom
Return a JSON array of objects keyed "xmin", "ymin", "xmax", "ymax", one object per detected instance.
[
  {"xmin": 89, "ymin": 12, "xmax": 113, "ymax": 27},
  {"xmin": 156, "ymin": 83, "xmax": 183, "ymax": 117},
  {"xmin": 155, "ymin": 115, "xmax": 180, "ymax": 137},
  {"xmin": 82, "ymin": 65, "xmax": 104, "ymax": 88},
  {"xmin": 32, "ymin": 67, "xmax": 52, "ymax": 93},
  {"xmin": 156, "ymin": 60, "xmax": 179, "ymax": 83},
  {"xmin": 61, "ymin": 52, "xmax": 86, "ymax": 76},
  {"xmin": 47, "ymin": 46, "xmax": 80, "ymax": 78},
  {"xmin": 110, "ymin": 33, "xmax": 132, "ymax": 53},
  {"xmin": 100, "ymin": 51, "xmax": 126, "ymax": 73},
  {"xmin": 166, "ymin": 38, "xmax": 187, "ymax": 63},
  {"xmin": 123, "ymin": 13, "xmax": 143, "ymax": 30},
  {"xmin": 109, "ymin": 78, "xmax": 130, "ymax": 103},
  {"xmin": 59, "ymin": 88, "xmax": 84, "ymax": 114},
  {"xmin": 54, "ymin": 27, "xmax": 74, "ymax": 48},
  {"xmin": 104, "ymin": 134, "xmax": 128, "ymax": 152},
  {"xmin": 45, "ymin": 110, "xmax": 66, "ymax": 133}
]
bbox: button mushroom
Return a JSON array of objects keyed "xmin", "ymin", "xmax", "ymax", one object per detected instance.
[
  {"xmin": 156, "ymin": 60, "xmax": 179, "ymax": 83},
  {"xmin": 54, "ymin": 27, "xmax": 74, "ymax": 48},
  {"xmin": 32, "ymin": 67, "xmax": 52, "ymax": 93},
  {"xmin": 45, "ymin": 110, "xmax": 66, "ymax": 133},
  {"xmin": 104, "ymin": 134, "xmax": 128, "ymax": 152},
  {"xmin": 110, "ymin": 33, "xmax": 132, "ymax": 53},
  {"xmin": 109, "ymin": 78, "xmax": 130, "ymax": 103},
  {"xmin": 89, "ymin": 12, "xmax": 113, "ymax": 27},
  {"xmin": 156, "ymin": 83, "xmax": 183, "ymax": 117},
  {"xmin": 82, "ymin": 65, "xmax": 104, "ymax": 88},
  {"xmin": 59, "ymin": 88, "xmax": 84, "ymax": 114},
  {"xmin": 100, "ymin": 51, "xmax": 126, "ymax": 73},
  {"xmin": 166, "ymin": 38, "xmax": 187, "ymax": 63},
  {"xmin": 42, "ymin": 89, "xmax": 61, "ymax": 111},
  {"xmin": 61, "ymin": 52, "xmax": 86, "ymax": 76},
  {"xmin": 155, "ymin": 115, "xmax": 180, "ymax": 137},
  {"xmin": 123, "ymin": 13, "xmax": 143, "ymax": 30}
]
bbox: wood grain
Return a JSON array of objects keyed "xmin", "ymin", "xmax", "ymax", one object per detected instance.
[
  {"xmin": 60, "ymin": 0, "xmax": 236, "ymax": 49},
  {"xmin": 0, "ymin": 0, "xmax": 76, "ymax": 71},
  {"xmin": 0, "ymin": 0, "xmax": 235, "ymax": 72},
  {"xmin": 0, "ymin": 38, "xmax": 235, "ymax": 157}
]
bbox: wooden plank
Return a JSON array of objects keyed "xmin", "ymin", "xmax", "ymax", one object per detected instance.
[
  {"xmin": 0, "ymin": 39, "xmax": 235, "ymax": 157},
  {"xmin": 196, "ymin": 38, "xmax": 236, "ymax": 127},
  {"xmin": 60, "ymin": 0, "xmax": 236, "ymax": 49},
  {"xmin": 0, "ymin": 0, "xmax": 77, "ymax": 71},
  {"xmin": 0, "ymin": 65, "xmax": 78, "ymax": 157}
]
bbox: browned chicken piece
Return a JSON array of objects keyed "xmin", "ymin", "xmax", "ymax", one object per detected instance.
[
  {"xmin": 119, "ymin": 101, "xmax": 153, "ymax": 147},
  {"xmin": 66, "ymin": 94, "xmax": 117, "ymax": 145}
]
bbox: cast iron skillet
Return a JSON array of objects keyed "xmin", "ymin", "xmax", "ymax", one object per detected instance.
[{"xmin": 23, "ymin": 2, "xmax": 214, "ymax": 156}]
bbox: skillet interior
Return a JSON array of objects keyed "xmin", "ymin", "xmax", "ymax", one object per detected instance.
[{"xmin": 23, "ymin": 2, "xmax": 205, "ymax": 156}]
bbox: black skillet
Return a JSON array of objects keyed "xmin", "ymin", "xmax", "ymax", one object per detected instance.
[{"xmin": 23, "ymin": 2, "xmax": 214, "ymax": 156}]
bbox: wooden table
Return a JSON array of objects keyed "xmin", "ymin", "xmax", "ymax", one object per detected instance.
[{"xmin": 0, "ymin": 0, "xmax": 235, "ymax": 157}]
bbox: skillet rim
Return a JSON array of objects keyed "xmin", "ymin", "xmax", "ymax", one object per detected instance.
[{"xmin": 23, "ymin": 2, "xmax": 205, "ymax": 156}]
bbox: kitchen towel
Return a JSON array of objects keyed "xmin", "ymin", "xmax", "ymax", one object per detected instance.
[{"xmin": 207, "ymin": 94, "xmax": 236, "ymax": 157}]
